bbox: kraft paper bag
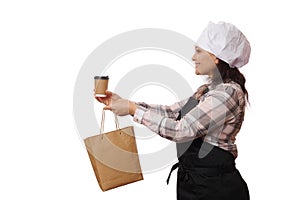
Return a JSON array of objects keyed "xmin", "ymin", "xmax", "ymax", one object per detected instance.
[{"xmin": 84, "ymin": 109, "xmax": 143, "ymax": 191}]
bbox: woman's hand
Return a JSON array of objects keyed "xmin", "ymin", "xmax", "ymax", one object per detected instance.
[
  {"xmin": 104, "ymin": 99, "xmax": 138, "ymax": 116},
  {"xmin": 94, "ymin": 90, "xmax": 137, "ymax": 116},
  {"xmin": 94, "ymin": 90, "xmax": 122, "ymax": 106}
]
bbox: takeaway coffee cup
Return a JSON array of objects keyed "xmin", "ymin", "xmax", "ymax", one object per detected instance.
[{"xmin": 94, "ymin": 76, "xmax": 109, "ymax": 97}]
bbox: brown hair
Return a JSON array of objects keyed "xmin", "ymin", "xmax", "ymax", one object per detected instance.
[{"xmin": 213, "ymin": 59, "xmax": 249, "ymax": 104}]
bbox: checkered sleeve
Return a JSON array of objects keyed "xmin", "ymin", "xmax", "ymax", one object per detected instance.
[
  {"xmin": 134, "ymin": 97, "xmax": 189, "ymax": 119},
  {"xmin": 133, "ymin": 84, "xmax": 238, "ymax": 142}
]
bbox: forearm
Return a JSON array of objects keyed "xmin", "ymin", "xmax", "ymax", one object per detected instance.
[
  {"xmin": 134, "ymin": 98, "xmax": 189, "ymax": 119},
  {"xmin": 132, "ymin": 106, "xmax": 205, "ymax": 142}
]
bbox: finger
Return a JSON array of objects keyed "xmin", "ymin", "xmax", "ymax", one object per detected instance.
[
  {"xmin": 97, "ymin": 97, "xmax": 103, "ymax": 101},
  {"xmin": 103, "ymin": 106, "xmax": 112, "ymax": 110},
  {"xmin": 95, "ymin": 97, "xmax": 103, "ymax": 102},
  {"xmin": 105, "ymin": 91, "xmax": 113, "ymax": 97}
]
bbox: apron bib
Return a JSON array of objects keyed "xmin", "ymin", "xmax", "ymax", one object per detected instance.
[{"xmin": 166, "ymin": 96, "xmax": 250, "ymax": 200}]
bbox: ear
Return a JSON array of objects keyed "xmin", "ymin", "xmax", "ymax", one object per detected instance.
[
  {"xmin": 215, "ymin": 58, "xmax": 219, "ymax": 65},
  {"xmin": 209, "ymin": 53, "xmax": 219, "ymax": 64}
]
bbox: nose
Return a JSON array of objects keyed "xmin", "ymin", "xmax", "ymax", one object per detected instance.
[{"xmin": 192, "ymin": 53, "xmax": 196, "ymax": 61}]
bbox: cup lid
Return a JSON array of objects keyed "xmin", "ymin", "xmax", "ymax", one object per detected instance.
[{"xmin": 94, "ymin": 76, "xmax": 109, "ymax": 79}]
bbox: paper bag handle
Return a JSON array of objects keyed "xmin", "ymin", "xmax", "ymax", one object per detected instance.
[{"xmin": 100, "ymin": 109, "xmax": 120, "ymax": 134}]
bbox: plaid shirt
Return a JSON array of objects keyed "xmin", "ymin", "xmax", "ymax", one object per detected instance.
[{"xmin": 133, "ymin": 81, "xmax": 246, "ymax": 157}]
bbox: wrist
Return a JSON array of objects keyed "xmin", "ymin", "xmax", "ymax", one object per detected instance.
[{"xmin": 129, "ymin": 101, "xmax": 138, "ymax": 116}]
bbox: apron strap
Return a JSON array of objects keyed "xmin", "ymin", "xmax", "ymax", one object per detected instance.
[{"xmin": 166, "ymin": 162, "xmax": 179, "ymax": 185}]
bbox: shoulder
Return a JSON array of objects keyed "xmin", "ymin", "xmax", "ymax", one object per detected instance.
[
  {"xmin": 207, "ymin": 81, "xmax": 245, "ymax": 103},
  {"xmin": 211, "ymin": 81, "xmax": 242, "ymax": 93}
]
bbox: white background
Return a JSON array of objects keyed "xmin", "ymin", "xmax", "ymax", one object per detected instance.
[{"xmin": 1, "ymin": 0, "xmax": 299, "ymax": 199}]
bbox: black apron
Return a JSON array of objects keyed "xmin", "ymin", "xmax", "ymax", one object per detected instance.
[{"xmin": 166, "ymin": 96, "xmax": 250, "ymax": 200}]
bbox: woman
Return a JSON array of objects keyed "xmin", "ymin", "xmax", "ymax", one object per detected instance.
[{"xmin": 95, "ymin": 21, "xmax": 251, "ymax": 200}]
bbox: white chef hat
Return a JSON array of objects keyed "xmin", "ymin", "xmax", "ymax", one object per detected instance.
[{"xmin": 196, "ymin": 21, "xmax": 251, "ymax": 68}]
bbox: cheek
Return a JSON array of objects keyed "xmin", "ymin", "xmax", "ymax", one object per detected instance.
[
  {"xmin": 196, "ymin": 57, "xmax": 216, "ymax": 74},
  {"xmin": 202, "ymin": 56, "xmax": 216, "ymax": 69}
]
